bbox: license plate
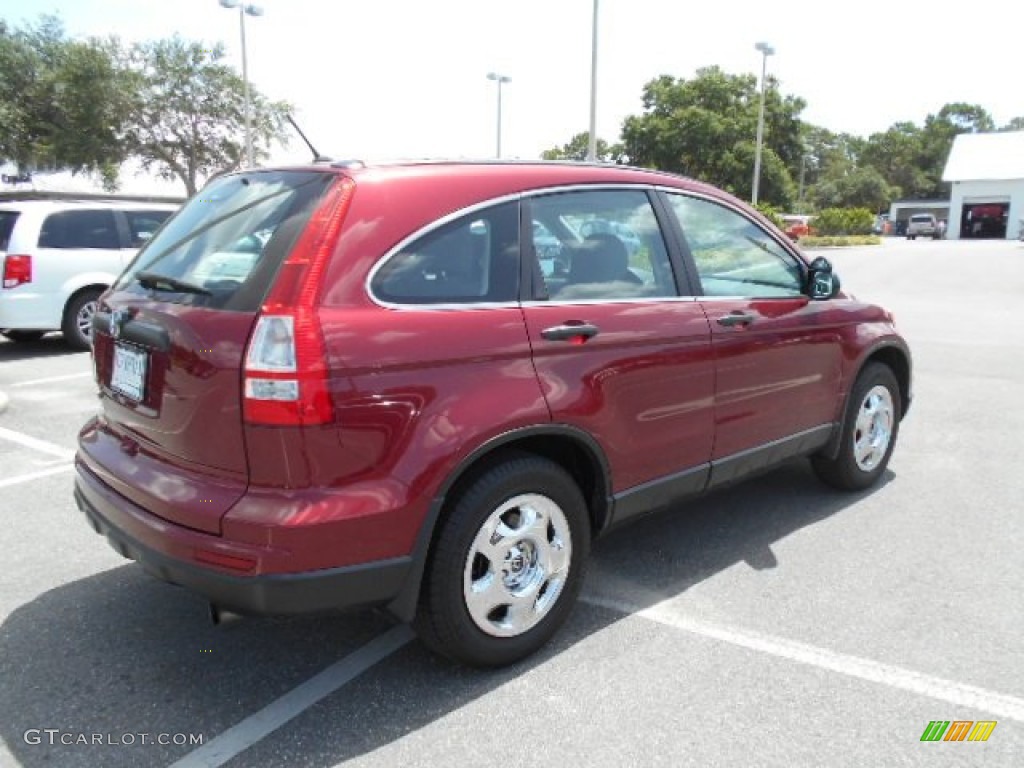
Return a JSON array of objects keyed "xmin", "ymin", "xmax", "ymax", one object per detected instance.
[{"xmin": 111, "ymin": 343, "xmax": 148, "ymax": 402}]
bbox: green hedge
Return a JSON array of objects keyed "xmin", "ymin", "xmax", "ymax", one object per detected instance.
[
  {"xmin": 753, "ymin": 202, "xmax": 785, "ymax": 230},
  {"xmin": 812, "ymin": 208, "xmax": 875, "ymax": 236},
  {"xmin": 800, "ymin": 235, "xmax": 881, "ymax": 248}
]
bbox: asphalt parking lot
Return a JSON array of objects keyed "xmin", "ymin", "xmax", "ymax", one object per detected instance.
[{"xmin": 1, "ymin": 237, "xmax": 1022, "ymax": 767}]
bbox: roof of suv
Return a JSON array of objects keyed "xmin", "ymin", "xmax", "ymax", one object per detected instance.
[{"xmin": 271, "ymin": 159, "xmax": 724, "ymax": 196}]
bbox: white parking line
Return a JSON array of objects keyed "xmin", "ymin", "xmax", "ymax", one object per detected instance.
[
  {"xmin": 0, "ymin": 427, "xmax": 75, "ymax": 460},
  {"xmin": 583, "ymin": 595, "xmax": 1024, "ymax": 722},
  {"xmin": 0, "ymin": 464, "xmax": 74, "ymax": 488},
  {"xmin": 169, "ymin": 624, "xmax": 414, "ymax": 768},
  {"xmin": 10, "ymin": 371, "xmax": 93, "ymax": 387}
]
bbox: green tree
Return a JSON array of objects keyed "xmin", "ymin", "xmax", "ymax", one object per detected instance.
[
  {"xmin": 811, "ymin": 166, "xmax": 893, "ymax": 212},
  {"xmin": 1000, "ymin": 116, "xmax": 1024, "ymax": 132},
  {"xmin": 119, "ymin": 37, "xmax": 290, "ymax": 195},
  {"xmin": 0, "ymin": 16, "xmax": 129, "ymax": 186},
  {"xmin": 619, "ymin": 67, "xmax": 806, "ymax": 207},
  {"xmin": 541, "ymin": 132, "xmax": 621, "ymax": 162}
]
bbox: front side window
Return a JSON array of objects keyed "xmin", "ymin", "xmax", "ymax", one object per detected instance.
[
  {"xmin": 38, "ymin": 209, "xmax": 120, "ymax": 250},
  {"xmin": 124, "ymin": 210, "xmax": 173, "ymax": 248},
  {"xmin": 666, "ymin": 194, "xmax": 804, "ymax": 298},
  {"xmin": 528, "ymin": 189, "xmax": 676, "ymax": 301},
  {"xmin": 371, "ymin": 201, "xmax": 519, "ymax": 305}
]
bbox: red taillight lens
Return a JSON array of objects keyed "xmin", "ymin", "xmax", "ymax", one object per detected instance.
[
  {"xmin": 243, "ymin": 177, "xmax": 355, "ymax": 426},
  {"xmin": 3, "ymin": 254, "xmax": 31, "ymax": 289}
]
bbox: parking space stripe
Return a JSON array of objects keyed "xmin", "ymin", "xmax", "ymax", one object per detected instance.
[
  {"xmin": 582, "ymin": 596, "xmax": 1024, "ymax": 722},
  {"xmin": 10, "ymin": 372, "xmax": 93, "ymax": 387},
  {"xmin": 169, "ymin": 624, "xmax": 414, "ymax": 768},
  {"xmin": 0, "ymin": 464, "xmax": 73, "ymax": 488},
  {"xmin": 0, "ymin": 427, "xmax": 75, "ymax": 460}
]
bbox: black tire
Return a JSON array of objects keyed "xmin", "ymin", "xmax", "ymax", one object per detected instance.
[
  {"xmin": 61, "ymin": 289, "xmax": 102, "ymax": 350},
  {"xmin": 812, "ymin": 363, "xmax": 901, "ymax": 491},
  {"xmin": 414, "ymin": 453, "xmax": 590, "ymax": 667},
  {"xmin": 1, "ymin": 330, "xmax": 46, "ymax": 343}
]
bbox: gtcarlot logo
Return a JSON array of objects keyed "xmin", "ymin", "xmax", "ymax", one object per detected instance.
[{"xmin": 24, "ymin": 729, "xmax": 204, "ymax": 747}]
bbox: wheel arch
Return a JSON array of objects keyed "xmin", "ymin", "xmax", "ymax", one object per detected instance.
[
  {"xmin": 385, "ymin": 424, "xmax": 612, "ymax": 623},
  {"xmin": 820, "ymin": 340, "xmax": 912, "ymax": 461}
]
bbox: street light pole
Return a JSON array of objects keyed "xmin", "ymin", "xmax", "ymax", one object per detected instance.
[
  {"xmin": 219, "ymin": 0, "xmax": 263, "ymax": 168},
  {"xmin": 587, "ymin": 0, "xmax": 599, "ymax": 162},
  {"xmin": 751, "ymin": 41, "xmax": 775, "ymax": 205},
  {"xmin": 487, "ymin": 72, "xmax": 511, "ymax": 158}
]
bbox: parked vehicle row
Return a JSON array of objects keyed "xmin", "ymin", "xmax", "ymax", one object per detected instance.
[
  {"xmin": 73, "ymin": 161, "xmax": 911, "ymax": 666},
  {"xmin": 0, "ymin": 199, "xmax": 177, "ymax": 348}
]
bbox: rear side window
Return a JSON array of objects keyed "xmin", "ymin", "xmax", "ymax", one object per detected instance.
[
  {"xmin": 371, "ymin": 201, "xmax": 520, "ymax": 305},
  {"xmin": 38, "ymin": 209, "xmax": 120, "ymax": 249},
  {"xmin": 0, "ymin": 211, "xmax": 18, "ymax": 250},
  {"xmin": 124, "ymin": 210, "xmax": 173, "ymax": 248},
  {"xmin": 115, "ymin": 171, "xmax": 334, "ymax": 312}
]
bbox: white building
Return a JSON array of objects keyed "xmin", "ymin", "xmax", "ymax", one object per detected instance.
[{"xmin": 942, "ymin": 131, "xmax": 1024, "ymax": 240}]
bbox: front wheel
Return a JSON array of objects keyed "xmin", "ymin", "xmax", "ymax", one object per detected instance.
[
  {"xmin": 813, "ymin": 363, "xmax": 901, "ymax": 491},
  {"xmin": 415, "ymin": 454, "xmax": 590, "ymax": 667}
]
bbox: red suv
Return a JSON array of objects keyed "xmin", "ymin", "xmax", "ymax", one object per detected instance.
[{"xmin": 75, "ymin": 162, "xmax": 911, "ymax": 666}]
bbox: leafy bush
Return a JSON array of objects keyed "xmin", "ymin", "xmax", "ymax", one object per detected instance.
[
  {"xmin": 812, "ymin": 208, "xmax": 875, "ymax": 236},
  {"xmin": 800, "ymin": 235, "xmax": 881, "ymax": 247},
  {"xmin": 753, "ymin": 202, "xmax": 785, "ymax": 230}
]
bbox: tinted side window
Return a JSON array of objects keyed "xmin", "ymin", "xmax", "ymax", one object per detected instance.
[
  {"xmin": 38, "ymin": 209, "xmax": 120, "ymax": 249},
  {"xmin": 372, "ymin": 201, "xmax": 519, "ymax": 305},
  {"xmin": 529, "ymin": 189, "xmax": 676, "ymax": 301},
  {"xmin": 0, "ymin": 211, "xmax": 19, "ymax": 250},
  {"xmin": 124, "ymin": 210, "xmax": 173, "ymax": 248},
  {"xmin": 666, "ymin": 194, "xmax": 804, "ymax": 298}
]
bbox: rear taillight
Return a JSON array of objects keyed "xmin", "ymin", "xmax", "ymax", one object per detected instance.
[
  {"xmin": 243, "ymin": 177, "xmax": 355, "ymax": 426},
  {"xmin": 3, "ymin": 254, "xmax": 31, "ymax": 289}
]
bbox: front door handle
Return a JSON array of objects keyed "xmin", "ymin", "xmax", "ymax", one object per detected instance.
[
  {"xmin": 541, "ymin": 323, "xmax": 600, "ymax": 342},
  {"xmin": 716, "ymin": 312, "xmax": 755, "ymax": 328}
]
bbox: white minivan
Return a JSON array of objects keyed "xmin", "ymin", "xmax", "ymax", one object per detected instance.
[{"xmin": 0, "ymin": 199, "xmax": 178, "ymax": 348}]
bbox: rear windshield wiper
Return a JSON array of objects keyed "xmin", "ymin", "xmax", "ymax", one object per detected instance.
[{"xmin": 136, "ymin": 271, "xmax": 212, "ymax": 296}]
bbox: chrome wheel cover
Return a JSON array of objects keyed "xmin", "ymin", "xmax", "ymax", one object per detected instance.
[
  {"xmin": 463, "ymin": 493, "xmax": 572, "ymax": 638},
  {"xmin": 853, "ymin": 385, "xmax": 895, "ymax": 472},
  {"xmin": 76, "ymin": 299, "xmax": 97, "ymax": 342}
]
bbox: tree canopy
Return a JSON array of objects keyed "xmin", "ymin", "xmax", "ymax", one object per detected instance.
[
  {"xmin": 543, "ymin": 67, "xmax": 1024, "ymax": 212},
  {"xmin": 0, "ymin": 15, "xmax": 290, "ymax": 195}
]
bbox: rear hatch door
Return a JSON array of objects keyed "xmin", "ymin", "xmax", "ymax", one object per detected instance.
[{"xmin": 85, "ymin": 170, "xmax": 336, "ymax": 534}]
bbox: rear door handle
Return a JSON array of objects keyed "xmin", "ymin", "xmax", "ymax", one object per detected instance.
[
  {"xmin": 716, "ymin": 312, "xmax": 756, "ymax": 328},
  {"xmin": 541, "ymin": 323, "xmax": 600, "ymax": 342}
]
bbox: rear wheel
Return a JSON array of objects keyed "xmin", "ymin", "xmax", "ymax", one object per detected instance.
[
  {"xmin": 415, "ymin": 454, "xmax": 590, "ymax": 667},
  {"xmin": 61, "ymin": 289, "xmax": 102, "ymax": 350},
  {"xmin": 1, "ymin": 330, "xmax": 46, "ymax": 343},
  {"xmin": 813, "ymin": 363, "xmax": 901, "ymax": 491}
]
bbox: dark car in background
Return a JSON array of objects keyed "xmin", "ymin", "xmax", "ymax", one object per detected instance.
[{"xmin": 74, "ymin": 161, "xmax": 911, "ymax": 666}]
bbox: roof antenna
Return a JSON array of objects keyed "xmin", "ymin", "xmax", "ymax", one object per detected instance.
[{"xmin": 286, "ymin": 114, "xmax": 331, "ymax": 162}]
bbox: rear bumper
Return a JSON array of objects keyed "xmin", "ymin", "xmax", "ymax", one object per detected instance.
[{"xmin": 74, "ymin": 460, "xmax": 412, "ymax": 616}]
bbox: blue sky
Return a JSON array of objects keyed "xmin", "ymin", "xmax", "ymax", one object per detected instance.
[{"xmin": 4, "ymin": 0, "xmax": 1022, "ymax": 166}]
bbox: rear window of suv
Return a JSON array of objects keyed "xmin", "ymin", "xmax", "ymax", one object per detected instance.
[
  {"xmin": 0, "ymin": 211, "xmax": 18, "ymax": 250},
  {"xmin": 115, "ymin": 171, "xmax": 334, "ymax": 312},
  {"xmin": 910, "ymin": 215, "xmax": 933, "ymax": 223}
]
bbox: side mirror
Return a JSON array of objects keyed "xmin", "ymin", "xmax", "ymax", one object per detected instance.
[{"xmin": 807, "ymin": 256, "xmax": 840, "ymax": 300}]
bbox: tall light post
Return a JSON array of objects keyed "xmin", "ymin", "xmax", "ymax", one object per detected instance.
[
  {"xmin": 751, "ymin": 41, "xmax": 775, "ymax": 205},
  {"xmin": 487, "ymin": 72, "xmax": 511, "ymax": 158},
  {"xmin": 586, "ymin": 0, "xmax": 599, "ymax": 161},
  {"xmin": 219, "ymin": 0, "xmax": 263, "ymax": 168}
]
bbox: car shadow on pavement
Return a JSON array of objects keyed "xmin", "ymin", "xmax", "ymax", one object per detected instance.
[
  {"xmin": 0, "ymin": 460, "xmax": 892, "ymax": 768},
  {"xmin": 0, "ymin": 335, "xmax": 83, "ymax": 361}
]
